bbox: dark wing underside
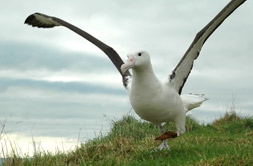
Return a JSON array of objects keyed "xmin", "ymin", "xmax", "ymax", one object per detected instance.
[
  {"xmin": 24, "ymin": 13, "xmax": 131, "ymax": 88},
  {"xmin": 169, "ymin": 0, "xmax": 246, "ymax": 94}
]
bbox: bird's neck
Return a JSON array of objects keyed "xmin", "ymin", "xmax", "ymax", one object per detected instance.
[{"xmin": 131, "ymin": 66, "xmax": 160, "ymax": 90}]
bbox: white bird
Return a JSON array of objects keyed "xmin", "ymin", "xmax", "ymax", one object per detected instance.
[{"xmin": 24, "ymin": 0, "xmax": 246, "ymax": 150}]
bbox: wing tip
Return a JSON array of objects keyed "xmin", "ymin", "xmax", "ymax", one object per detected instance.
[
  {"xmin": 24, "ymin": 13, "xmax": 36, "ymax": 25},
  {"xmin": 24, "ymin": 13, "xmax": 60, "ymax": 28}
]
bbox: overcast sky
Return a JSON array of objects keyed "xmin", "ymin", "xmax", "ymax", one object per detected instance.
[{"xmin": 1, "ymin": 0, "xmax": 252, "ymax": 156}]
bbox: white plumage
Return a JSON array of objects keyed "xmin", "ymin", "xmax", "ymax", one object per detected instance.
[
  {"xmin": 121, "ymin": 51, "xmax": 207, "ymax": 149},
  {"xmin": 24, "ymin": 0, "xmax": 246, "ymax": 150}
]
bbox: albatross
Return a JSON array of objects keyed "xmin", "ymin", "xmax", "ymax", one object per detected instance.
[{"xmin": 24, "ymin": 0, "xmax": 246, "ymax": 150}]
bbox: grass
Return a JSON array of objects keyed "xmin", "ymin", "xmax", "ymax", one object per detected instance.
[{"xmin": 1, "ymin": 111, "xmax": 253, "ymax": 166}]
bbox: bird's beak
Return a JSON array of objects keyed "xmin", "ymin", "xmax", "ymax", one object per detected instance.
[{"xmin": 121, "ymin": 55, "xmax": 136, "ymax": 74}]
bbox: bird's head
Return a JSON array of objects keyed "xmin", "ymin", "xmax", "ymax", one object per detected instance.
[{"xmin": 121, "ymin": 51, "xmax": 151, "ymax": 74}]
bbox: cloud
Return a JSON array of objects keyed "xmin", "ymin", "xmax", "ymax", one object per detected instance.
[
  {"xmin": 0, "ymin": 77, "xmax": 129, "ymax": 149},
  {"xmin": 0, "ymin": 133, "xmax": 80, "ymax": 157},
  {"xmin": 0, "ymin": 42, "xmax": 111, "ymax": 71}
]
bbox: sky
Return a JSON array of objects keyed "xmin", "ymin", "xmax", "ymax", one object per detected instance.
[{"xmin": 1, "ymin": 0, "xmax": 252, "ymax": 157}]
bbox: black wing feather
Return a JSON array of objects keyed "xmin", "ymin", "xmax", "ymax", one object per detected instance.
[
  {"xmin": 170, "ymin": 0, "xmax": 246, "ymax": 94},
  {"xmin": 24, "ymin": 13, "xmax": 131, "ymax": 87}
]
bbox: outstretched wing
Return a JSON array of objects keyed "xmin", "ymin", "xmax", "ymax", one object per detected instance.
[
  {"xmin": 169, "ymin": 0, "xmax": 246, "ymax": 94},
  {"xmin": 24, "ymin": 13, "xmax": 131, "ymax": 88}
]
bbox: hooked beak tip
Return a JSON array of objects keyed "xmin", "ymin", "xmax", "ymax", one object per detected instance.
[
  {"xmin": 120, "ymin": 64, "xmax": 128, "ymax": 74},
  {"xmin": 121, "ymin": 55, "xmax": 136, "ymax": 74}
]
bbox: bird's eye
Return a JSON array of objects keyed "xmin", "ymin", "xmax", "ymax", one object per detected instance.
[{"xmin": 138, "ymin": 52, "xmax": 142, "ymax": 56}]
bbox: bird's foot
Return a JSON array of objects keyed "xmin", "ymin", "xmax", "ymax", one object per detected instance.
[
  {"xmin": 156, "ymin": 140, "xmax": 170, "ymax": 151},
  {"xmin": 155, "ymin": 131, "xmax": 177, "ymax": 140}
]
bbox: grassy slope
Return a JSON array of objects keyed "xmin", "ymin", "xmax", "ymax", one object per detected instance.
[{"xmin": 3, "ymin": 112, "xmax": 253, "ymax": 166}]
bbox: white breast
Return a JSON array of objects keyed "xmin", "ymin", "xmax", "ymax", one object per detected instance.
[{"xmin": 129, "ymin": 77, "xmax": 185, "ymax": 125}]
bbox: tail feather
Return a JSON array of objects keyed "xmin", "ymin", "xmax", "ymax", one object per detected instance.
[{"xmin": 181, "ymin": 93, "xmax": 208, "ymax": 112}]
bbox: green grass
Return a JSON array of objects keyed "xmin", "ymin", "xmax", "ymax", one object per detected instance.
[{"xmin": 2, "ymin": 111, "xmax": 253, "ymax": 166}]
